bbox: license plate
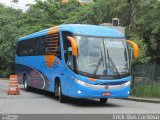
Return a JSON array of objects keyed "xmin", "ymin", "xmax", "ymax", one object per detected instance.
[{"xmin": 101, "ymin": 92, "xmax": 111, "ymax": 96}]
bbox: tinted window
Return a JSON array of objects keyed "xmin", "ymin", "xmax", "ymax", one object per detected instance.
[
  {"xmin": 45, "ymin": 33, "xmax": 61, "ymax": 57},
  {"xmin": 16, "ymin": 33, "xmax": 61, "ymax": 58}
]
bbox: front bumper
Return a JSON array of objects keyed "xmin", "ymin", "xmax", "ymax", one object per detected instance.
[{"xmin": 69, "ymin": 82, "xmax": 130, "ymax": 99}]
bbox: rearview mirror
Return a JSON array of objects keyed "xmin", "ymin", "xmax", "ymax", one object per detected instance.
[
  {"xmin": 67, "ymin": 36, "xmax": 78, "ymax": 56},
  {"xmin": 126, "ymin": 40, "xmax": 139, "ymax": 59}
]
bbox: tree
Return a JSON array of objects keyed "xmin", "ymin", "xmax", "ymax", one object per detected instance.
[
  {"xmin": 11, "ymin": 0, "xmax": 19, "ymax": 8},
  {"xmin": 127, "ymin": 33, "xmax": 151, "ymax": 64},
  {"xmin": 135, "ymin": 0, "xmax": 160, "ymax": 63},
  {"xmin": 0, "ymin": 0, "xmax": 160, "ymax": 77}
]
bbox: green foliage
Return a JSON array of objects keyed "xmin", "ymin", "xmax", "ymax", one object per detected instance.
[
  {"xmin": 131, "ymin": 83, "xmax": 160, "ymax": 98},
  {"xmin": 0, "ymin": 0, "xmax": 160, "ymax": 77},
  {"xmin": 127, "ymin": 33, "xmax": 151, "ymax": 64},
  {"xmin": 135, "ymin": 0, "xmax": 160, "ymax": 56},
  {"xmin": 0, "ymin": 3, "xmax": 51, "ymax": 77}
]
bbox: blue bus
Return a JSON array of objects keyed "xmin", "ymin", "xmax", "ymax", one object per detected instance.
[{"xmin": 16, "ymin": 24, "xmax": 138, "ymax": 103}]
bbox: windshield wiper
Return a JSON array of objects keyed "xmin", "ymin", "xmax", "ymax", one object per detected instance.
[
  {"xmin": 93, "ymin": 42, "xmax": 120, "ymax": 77},
  {"xmin": 102, "ymin": 39, "xmax": 120, "ymax": 77},
  {"xmin": 106, "ymin": 48, "xmax": 120, "ymax": 77},
  {"xmin": 93, "ymin": 57, "xmax": 103, "ymax": 75},
  {"xmin": 93, "ymin": 48, "xmax": 104, "ymax": 75},
  {"xmin": 108, "ymin": 57, "xmax": 120, "ymax": 76}
]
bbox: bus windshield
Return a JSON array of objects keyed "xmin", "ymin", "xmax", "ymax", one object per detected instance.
[{"xmin": 75, "ymin": 35, "xmax": 130, "ymax": 79}]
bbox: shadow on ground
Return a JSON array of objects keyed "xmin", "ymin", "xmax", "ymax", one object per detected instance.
[{"xmin": 20, "ymin": 87, "xmax": 121, "ymax": 108}]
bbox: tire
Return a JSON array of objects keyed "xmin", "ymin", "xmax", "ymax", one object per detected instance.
[
  {"xmin": 54, "ymin": 81, "xmax": 59, "ymax": 98},
  {"xmin": 57, "ymin": 82, "xmax": 66, "ymax": 103},
  {"xmin": 23, "ymin": 74, "xmax": 30, "ymax": 91},
  {"xmin": 100, "ymin": 98, "xmax": 108, "ymax": 104}
]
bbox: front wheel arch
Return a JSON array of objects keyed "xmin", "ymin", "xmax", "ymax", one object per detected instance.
[{"xmin": 54, "ymin": 77, "xmax": 66, "ymax": 103}]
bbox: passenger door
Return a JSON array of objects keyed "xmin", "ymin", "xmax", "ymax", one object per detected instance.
[{"xmin": 61, "ymin": 31, "xmax": 75, "ymax": 95}]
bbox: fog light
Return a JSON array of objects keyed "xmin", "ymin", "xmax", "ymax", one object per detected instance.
[
  {"xmin": 127, "ymin": 91, "xmax": 130, "ymax": 94},
  {"xmin": 78, "ymin": 90, "xmax": 82, "ymax": 94}
]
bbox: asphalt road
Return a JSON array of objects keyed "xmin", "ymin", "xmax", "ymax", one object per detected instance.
[{"xmin": 0, "ymin": 80, "xmax": 160, "ymax": 114}]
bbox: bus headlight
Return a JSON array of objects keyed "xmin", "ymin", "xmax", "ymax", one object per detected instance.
[
  {"xmin": 73, "ymin": 78, "xmax": 88, "ymax": 86},
  {"xmin": 124, "ymin": 81, "xmax": 131, "ymax": 86}
]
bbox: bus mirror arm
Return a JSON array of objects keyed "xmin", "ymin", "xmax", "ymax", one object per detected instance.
[
  {"xmin": 126, "ymin": 40, "xmax": 139, "ymax": 59},
  {"xmin": 67, "ymin": 36, "xmax": 78, "ymax": 56}
]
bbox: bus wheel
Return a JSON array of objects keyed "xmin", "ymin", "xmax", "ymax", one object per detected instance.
[
  {"xmin": 23, "ymin": 74, "xmax": 30, "ymax": 91},
  {"xmin": 58, "ymin": 82, "xmax": 66, "ymax": 103},
  {"xmin": 100, "ymin": 98, "xmax": 108, "ymax": 104}
]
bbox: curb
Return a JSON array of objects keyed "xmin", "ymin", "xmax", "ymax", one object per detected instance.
[{"xmin": 123, "ymin": 96, "xmax": 160, "ymax": 103}]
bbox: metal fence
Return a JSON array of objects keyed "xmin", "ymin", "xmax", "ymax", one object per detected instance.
[{"xmin": 132, "ymin": 64, "xmax": 160, "ymax": 86}]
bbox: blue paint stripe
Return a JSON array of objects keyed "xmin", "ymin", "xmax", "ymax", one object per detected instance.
[
  {"xmin": 18, "ymin": 29, "xmax": 49, "ymax": 41},
  {"xmin": 17, "ymin": 24, "xmax": 125, "ymax": 42}
]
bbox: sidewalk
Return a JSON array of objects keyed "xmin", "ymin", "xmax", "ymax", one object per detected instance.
[
  {"xmin": 125, "ymin": 96, "xmax": 160, "ymax": 103},
  {"xmin": 0, "ymin": 78, "xmax": 8, "ymax": 80}
]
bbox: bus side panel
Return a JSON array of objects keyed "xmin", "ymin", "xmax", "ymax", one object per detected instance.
[
  {"xmin": 16, "ymin": 63, "xmax": 50, "ymax": 90},
  {"xmin": 15, "ymin": 55, "xmax": 64, "ymax": 92},
  {"xmin": 16, "ymin": 55, "xmax": 51, "ymax": 90}
]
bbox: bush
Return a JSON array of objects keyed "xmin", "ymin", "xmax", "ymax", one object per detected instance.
[{"xmin": 131, "ymin": 83, "xmax": 160, "ymax": 98}]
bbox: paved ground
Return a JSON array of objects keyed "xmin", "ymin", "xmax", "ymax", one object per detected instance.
[{"xmin": 0, "ymin": 80, "xmax": 160, "ymax": 114}]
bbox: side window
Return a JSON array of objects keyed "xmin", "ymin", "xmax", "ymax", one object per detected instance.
[
  {"xmin": 17, "ymin": 36, "xmax": 45, "ymax": 56},
  {"xmin": 22, "ymin": 41, "xmax": 28, "ymax": 55},
  {"xmin": 16, "ymin": 42, "xmax": 21, "ymax": 56},
  {"xmin": 39, "ymin": 37, "xmax": 45, "ymax": 55},
  {"xmin": 45, "ymin": 32, "xmax": 61, "ymax": 59},
  {"xmin": 62, "ymin": 31, "xmax": 74, "ymax": 70},
  {"xmin": 17, "ymin": 34, "xmax": 61, "ymax": 57},
  {"xmin": 34, "ymin": 38, "xmax": 41, "ymax": 55},
  {"xmin": 28, "ymin": 39, "xmax": 35, "ymax": 55}
]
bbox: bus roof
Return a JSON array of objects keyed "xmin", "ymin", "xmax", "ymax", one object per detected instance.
[{"xmin": 18, "ymin": 24, "xmax": 125, "ymax": 41}]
